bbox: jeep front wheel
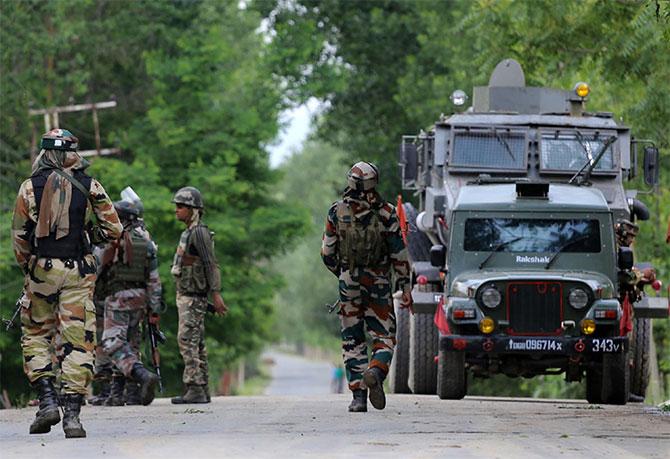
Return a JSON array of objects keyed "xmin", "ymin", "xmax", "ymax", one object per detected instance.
[
  {"xmin": 388, "ymin": 302, "xmax": 411, "ymax": 393},
  {"xmin": 601, "ymin": 350, "xmax": 630, "ymax": 405},
  {"xmin": 437, "ymin": 348, "xmax": 467, "ymax": 399}
]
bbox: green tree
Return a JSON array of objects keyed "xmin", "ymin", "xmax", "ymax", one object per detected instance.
[{"xmin": 0, "ymin": 0, "xmax": 308, "ymax": 403}]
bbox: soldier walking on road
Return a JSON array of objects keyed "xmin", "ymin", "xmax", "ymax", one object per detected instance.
[
  {"xmin": 97, "ymin": 192, "xmax": 162, "ymax": 406},
  {"xmin": 12, "ymin": 129, "xmax": 122, "ymax": 438},
  {"xmin": 321, "ymin": 162, "xmax": 412, "ymax": 412},
  {"xmin": 170, "ymin": 187, "xmax": 227, "ymax": 404}
]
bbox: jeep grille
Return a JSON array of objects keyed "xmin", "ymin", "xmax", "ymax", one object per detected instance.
[{"xmin": 507, "ymin": 282, "xmax": 563, "ymax": 335}]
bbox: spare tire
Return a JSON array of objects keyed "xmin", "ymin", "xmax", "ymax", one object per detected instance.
[{"xmin": 403, "ymin": 203, "xmax": 432, "ymax": 262}]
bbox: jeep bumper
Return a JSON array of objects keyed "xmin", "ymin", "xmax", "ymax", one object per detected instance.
[{"xmin": 440, "ymin": 335, "xmax": 628, "ymax": 355}]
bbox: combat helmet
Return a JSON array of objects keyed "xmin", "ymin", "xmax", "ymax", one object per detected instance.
[
  {"xmin": 172, "ymin": 186, "xmax": 204, "ymax": 209},
  {"xmin": 347, "ymin": 161, "xmax": 379, "ymax": 191},
  {"xmin": 114, "ymin": 200, "xmax": 141, "ymax": 221},
  {"xmin": 40, "ymin": 128, "xmax": 79, "ymax": 151}
]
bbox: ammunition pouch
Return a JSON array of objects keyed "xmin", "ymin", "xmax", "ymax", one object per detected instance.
[
  {"xmin": 336, "ymin": 202, "xmax": 387, "ymax": 269},
  {"xmin": 176, "ymin": 254, "xmax": 208, "ymax": 294}
]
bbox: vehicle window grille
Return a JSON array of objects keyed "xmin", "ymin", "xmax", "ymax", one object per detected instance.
[{"xmin": 451, "ymin": 130, "xmax": 526, "ymax": 170}]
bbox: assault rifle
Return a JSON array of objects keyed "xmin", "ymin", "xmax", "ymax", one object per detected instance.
[
  {"xmin": 3, "ymin": 297, "xmax": 22, "ymax": 331},
  {"xmin": 2, "ymin": 293, "xmax": 25, "ymax": 331},
  {"xmin": 146, "ymin": 316, "xmax": 166, "ymax": 393}
]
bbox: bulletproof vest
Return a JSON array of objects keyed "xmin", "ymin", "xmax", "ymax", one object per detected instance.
[
  {"xmin": 176, "ymin": 224, "xmax": 211, "ymax": 295},
  {"xmin": 31, "ymin": 169, "xmax": 92, "ymax": 259},
  {"xmin": 107, "ymin": 227, "xmax": 149, "ymax": 288},
  {"xmin": 336, "ymin": 201, "xmax": 386, "ymax": 269}
]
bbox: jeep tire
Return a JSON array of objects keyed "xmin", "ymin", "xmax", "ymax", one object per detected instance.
[
  {"xmin": 437, "ymin": 348, "xmax": 467, "ymax": 399},
  {"xmin": 408, "ymin": 312, "xmax": 438, "ymax": 394},
  {"xmin": 388, "ymin": 300, "xmax": 411, "ymax": 393},
  {"xmin": 601, "ymin": 350, "xmax": 630, "ymax": 405},
  {"xmin": 629, "ymin": 318, "xmax": 651, "ymax": 399}
]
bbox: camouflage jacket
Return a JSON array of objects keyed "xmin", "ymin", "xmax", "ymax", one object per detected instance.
[
  {"xmin": 321, "ymin": 189, "xmax": 410, "ymax": 293},
  {"xmin": 95, "ymin": 223, "xmax": 162, "ymax": 312},
  {"xmin": 12, "ymin": 176, "xmax": 122, "ymax": 272}
]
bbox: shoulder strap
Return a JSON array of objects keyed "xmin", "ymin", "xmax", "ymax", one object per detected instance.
[{"xmin": 52, "ymin": 169, "xmax": 94, "ymax": 205}]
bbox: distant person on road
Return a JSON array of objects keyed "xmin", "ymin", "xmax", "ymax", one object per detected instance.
[
  {"xmin": 171, "ymin": 186, "xmax": 227, "ymax": 404},
  {"xmin": 321, "ymin": 161, "xmax": 412, "ymax": 412},
  {"xmin": 331, "ymin": 364, "xmax": 345, "ymax": 394},
  {"xmin": 12, "ymin": 129, "xmax": 122, "ymax": 438},
  {"xmin": 96, "ymin": 191, "xmax": 162, "ymax": 407}
]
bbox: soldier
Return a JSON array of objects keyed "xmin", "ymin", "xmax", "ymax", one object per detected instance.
[
  {"xmin": 170, "ymin": 186, "xmax": 227, "ymax": 404},
  {"xmin": 12, "ymin": 129, "xmax": 122, "ymax": 438},
  {"xmin": 321, "ymin": 162, "xmax": 412, "ymax": 412},
  {"xmin": 98, "ymin": 193, "xmax": 162, "ymax": 406}
]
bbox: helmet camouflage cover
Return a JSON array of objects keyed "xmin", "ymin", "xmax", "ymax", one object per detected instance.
[
  {"xmin": 347, "ymin": 161, "xmax": 379, "ymax": 191},
  {"xmin": 40, "ymin": 128, "xmax": 79, "ymax": 151},
  {"xmin": 172, "ymin": 186, "xmax": 204, "ymax": 209}
]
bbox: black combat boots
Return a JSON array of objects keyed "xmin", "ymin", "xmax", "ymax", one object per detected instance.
[
  {"xmin": 130, "ymin": 363, "xmax": 160, "ymax": 406},
  {"xmin": 124, "ymin": 382, "xmax": 142, "ymax": 405},
  {"xmin": 363, "ymin": 367, "xmax": 386, "ymax": 410},
  {"xmin": 105, "ymin": 374, "xmax": 126, "ymax": 406},
  {"xmin": 88, "ymin": 377, "xmax": 111, "ymax": 406},
  {"xmin": 171, "ymin": 384, "xmax": 209, "ymax": 404},
  {"xmin": 348, "ymin": 389, "xmax": 368, "ymax": 412},
  {"xmin": 29, "ymin": 377, "xmax": 61, "ymax": 434},
  {"xmin": 62, "ymin": 394, "xmax": 86, "ymax": 438}
]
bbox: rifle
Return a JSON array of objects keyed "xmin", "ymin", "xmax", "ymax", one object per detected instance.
[
  {"xmin": 325, "ymin": 299, "xmax": 340, "ymax": 314},
  {"xmin": 3, "ymin": 297, "xmax": 22, "ymax": 331},
  {"xmin": 146, "ymin": 316, "xmax": 166, "ymax": 393},
  {"xmin": 2, "ymin": 293, "xmax": 25, "ymax": 331}
]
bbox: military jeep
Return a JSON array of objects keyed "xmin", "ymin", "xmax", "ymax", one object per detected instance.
[
  {"xmin": 389, "ymin": 59, "xmax": 667, "ymax": 403},
  {"xmin": 438, "ymin": 181, "xmax": 630, "ymax": 403}
]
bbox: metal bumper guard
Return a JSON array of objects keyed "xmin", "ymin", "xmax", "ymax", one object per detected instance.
[{"xmin": 440, "ymin": 334, "xmax": 628, "ymax": 355}]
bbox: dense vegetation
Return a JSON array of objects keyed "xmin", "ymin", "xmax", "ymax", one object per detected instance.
[
  {"xmin": 0, "ymin": 0, "xmax": 308, "ymax": 402},
  {"xmin": 1, "ymin": 0, "xmax": 668, "ymax": 403}
]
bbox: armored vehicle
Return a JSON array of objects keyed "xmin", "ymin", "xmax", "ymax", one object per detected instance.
[{"xmin": 390, "ymin": 59, "xmax": 667, "ymax": 403}]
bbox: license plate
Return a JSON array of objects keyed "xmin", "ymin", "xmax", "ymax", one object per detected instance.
[
  {"xmin": 590, "ymin": 338, "xmax": 622, "ymax": 353},
  {"xmin": 505, "ymin": 338, "xmax": 564, "ymax": 352}
]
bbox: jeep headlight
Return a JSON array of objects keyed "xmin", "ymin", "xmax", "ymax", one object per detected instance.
[
  {"xmin": 568, "ymin": 288, "xmax": 589, "ymax": 309},
  {"xmin": 481, "ymin": 287, "xmax": 501, "ymax": 309}
]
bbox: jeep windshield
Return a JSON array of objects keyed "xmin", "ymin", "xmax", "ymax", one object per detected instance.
[
  {"xmin": 464, "ymin": 218, "xmax": 601, "ymax": 253},
  {"xmin": 540, "ymin": 131, "xmax": 615, "ymax": 172}
]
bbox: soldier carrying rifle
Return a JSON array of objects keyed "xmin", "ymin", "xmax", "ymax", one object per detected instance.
[{"xmin": 96, "ymin": 188, "xmax": 162, "ymax": 406}]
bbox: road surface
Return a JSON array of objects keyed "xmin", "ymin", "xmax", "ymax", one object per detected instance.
[
  {"xmin": 263, "ymin": 350, "xmax": 334, "ymax": 395},
  {"xmin": 1, "ymin": 351, "xmax": 668, "ymax": 458}
]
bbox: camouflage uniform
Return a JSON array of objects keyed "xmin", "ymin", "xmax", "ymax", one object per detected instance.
[
  {"xmin": 13, "ymin": 157, "xmax": 121, "ymax": 395},
  {"xmin": 321, "ymin": 162, "xmax": 410, "ymax": 409},
  {"xmin": 99, "ymin": 223, "xmax": 162, "ymax": 377},
  {"xmin": 12, "ymin": 130, "xmax": 122, "ymax": 437},
  {"xmin": 171, "ymin": 187, "xmax": 222, "ymax": 391}
]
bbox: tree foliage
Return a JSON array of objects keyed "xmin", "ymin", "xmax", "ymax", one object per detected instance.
[{"xmin": 0, "ymin": 0, "xmax": 308, "ymax": 402}]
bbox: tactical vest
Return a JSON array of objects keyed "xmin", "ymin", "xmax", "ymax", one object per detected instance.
[
  {"xmin": 336, "ymin": 201, "xmax": 387, "ymax": 269},
  {"xmin": 107, "ymin": 228, "xmax": 149, "ymax": 290},
  {"xmin": 176, "ymin": 225, "xmax": 211, "ymax": 295},
  {"xmin": 31, "ymin": 169, "xmax": 92, "ymax": 259}
]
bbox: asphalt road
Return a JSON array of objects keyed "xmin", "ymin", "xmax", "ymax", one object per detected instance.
[
  {"xmin": 263, "ymin": 350, "xmax": 334, "ymax": 395},
  {"xmin": 1, "ymin": 352, "xmax": 669, "ymax": 459}
]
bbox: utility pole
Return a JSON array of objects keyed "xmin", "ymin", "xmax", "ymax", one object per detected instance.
[{"xmin": 28, "ymin": 100, "xmax": 121, "ymax": 157}]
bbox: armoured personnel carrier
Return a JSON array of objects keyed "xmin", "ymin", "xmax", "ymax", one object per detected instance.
[{"xmin": 390, "ymin": 59, "xmax": 667, "ymax": 403}]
